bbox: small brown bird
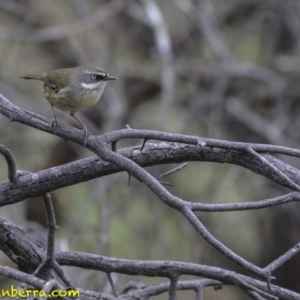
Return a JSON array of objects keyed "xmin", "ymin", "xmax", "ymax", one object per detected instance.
[{"xmin": 20, "ymin": 65, "xmax": 117, "ymax": 144}]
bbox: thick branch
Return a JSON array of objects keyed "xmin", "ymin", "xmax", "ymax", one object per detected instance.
[
  {"xmin": 55, "ymin": 251, "xmax": 299, "ymax": 300},
  {"xmin": 0, "ymin": 142, "xmax": 299, "ymax": 207}
]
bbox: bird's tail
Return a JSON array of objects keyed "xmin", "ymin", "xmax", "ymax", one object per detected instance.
[{"xmin": 19, "ymin": 75, "xmax": 43, "ymax": 81}]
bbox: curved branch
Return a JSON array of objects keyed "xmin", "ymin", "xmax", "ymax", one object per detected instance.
[
  {"xmin": 55, "ymin": 251, "xmax": 299, "ymax": 300},
  {"xmin": 1, "ymin": 93, "xmax": 300, "ymax": 158},
  {"xmin": 0, "ymin": 266, "xmax": 46, "ymax": 290},
  {"xmin": 0, "ymin": 142, "xmax": 299, "ymax": 207},
  {"xmin": 0, "ymin": 144, "xmax": 17, "ymax": 183},
  {"xmin": 1, "ymin": 94, "xmax": 300, "ymax": 288},
  {"xmin": 88, "ymin": 143, "xmax": 268, "ymax": 278}
]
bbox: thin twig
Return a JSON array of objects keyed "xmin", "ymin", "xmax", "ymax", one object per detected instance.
[
  {"xmin": 191, "ymin": 193, "xmax": 300, "ymax": 212},
  {"xmin": 158, "ymin": 163, "xmax": 188, "ymax": 179},
  {"xmin": 245, "ymin": 145, "xmax": 300, "ymax": 191},
  {"xmin": 107, "ymin": 272, "xmax": 118, "ymax": 297}
]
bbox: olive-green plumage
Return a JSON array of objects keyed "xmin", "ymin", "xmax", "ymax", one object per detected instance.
[{"xmin": 20, "ymin": 65, "xmax": 117, "ymax": 144}]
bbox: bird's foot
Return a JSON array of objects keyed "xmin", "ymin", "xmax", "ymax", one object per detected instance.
[
  {"xmin": 49, "ymin": 118, "xmax": 60, "ymax": 135},
  {"xmin": 80, "ymin": 128, "xmax": 91, "ymax": 146}
]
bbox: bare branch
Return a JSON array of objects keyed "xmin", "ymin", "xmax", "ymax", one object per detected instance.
[
  {"xmin": 0, "ymin": 144, "xmax": 17, "ymax": 183},
  {"xmin": 264, "ymin": 243, "xmax": 300, "ymax": 274},
  {"xmin": 191, "ymin": 192, "xmax": 300, "ymax": 212},
  {"xmin": 55, "ymin": 251, "xmax": 300, "ymax": 300},
  {"xmin": 1, "ymin": 94, "xmax": 300, "ymax": 297},
  {"xmin": 158, "ymin": 163, "xmax": 188, "ymax": 179}
]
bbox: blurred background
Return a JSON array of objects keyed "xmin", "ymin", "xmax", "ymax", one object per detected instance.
[{"xmin": 0, "ymin": 0, "xmax": 300, "ymax": 298}]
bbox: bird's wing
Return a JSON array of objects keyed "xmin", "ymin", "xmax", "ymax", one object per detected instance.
[{"xmin": 43, "ymin": 69, "xmax": 70, "ymax": 89}]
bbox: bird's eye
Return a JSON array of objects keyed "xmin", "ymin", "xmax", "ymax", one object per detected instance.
[
  {"xmin": 52, "ymin": 84, "xmax": 60, "ymax": 93},
  {"xmin": 91, "ymin": 73, "xmax": 107, "ymax": 80}
]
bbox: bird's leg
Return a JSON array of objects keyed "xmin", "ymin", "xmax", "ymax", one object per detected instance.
[
  {"xmin": 70, "ymin": 112, "xmax": 90, "ymax": 146},
  {"xmin": 49, "ymin": 104, "xmax": 60, "ymax": 135}
]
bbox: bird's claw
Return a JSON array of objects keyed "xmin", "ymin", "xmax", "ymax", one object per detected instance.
[
  {"xmin": 49, "ymin": 118, "xmax": 60, "ymax": 135},
  {"xmin": 80, "ymin": 129, "xmax": 91, "ymax": 146}
]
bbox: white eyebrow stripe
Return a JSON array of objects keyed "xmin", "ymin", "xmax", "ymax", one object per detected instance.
[
  {"xmin": 84, "ymin": 70, "xmax": 106, "ymax": 76},
  {"xmin": 81, "ymin": 82, "xmax": 103, "ymax": 89}
]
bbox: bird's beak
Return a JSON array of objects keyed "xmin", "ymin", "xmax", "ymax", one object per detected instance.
[{"xmin": 104, "ymin": 75, "xmax": 118, "ymax": 81}]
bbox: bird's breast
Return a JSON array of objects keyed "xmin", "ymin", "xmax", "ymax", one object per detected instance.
[{"xmin": 43, "ymin": 84, "xmax": 105, "ymax": 112}]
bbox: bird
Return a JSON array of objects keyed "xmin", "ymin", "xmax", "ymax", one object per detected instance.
[{"xmin": 20, "ymin": 65, "xmax": 117, "ymax": 144}]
